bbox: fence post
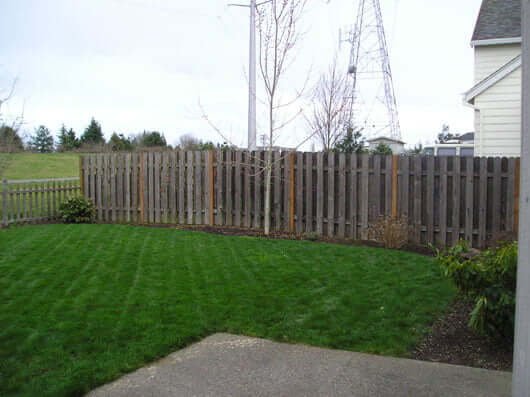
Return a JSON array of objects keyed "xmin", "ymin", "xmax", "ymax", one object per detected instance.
[
  {"xmin": 208, "ymin": 150, "xmax": 215, "ymax": 226},
  {"xmin": 79, "ymin": 156, "xmax": 85, "ymax": 197},
  {"xmin": 391, "ymin": 155, "xmax": 399, "ymax": 218},
  {"xmin": 2, "ymin": 179, "xmax": 8, "ymax": 227},
  {"xmin": 139, "ymin": 152, "xmax": 145, "ymax": 224},
  {"xmin": 514, "ymin": 157, "xmax": 521, "ymax": 235},
  {"xmin": 289, "ymin": 151, "xmax": 296, "ymax": 233}
]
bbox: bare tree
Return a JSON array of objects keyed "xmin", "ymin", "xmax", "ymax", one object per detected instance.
[
  {"xmin": 199, "ymin": 0, "xmax": 314, "ymax": 236},
  {"xmin": 0, "ymin": 79, "xmax": 25, "ymax": 152},
  {"xmin": 256, "ymin": 0, "xmax": 308, "ymax": 235},
  {"xmin": 307, "ymin": 56, "xmax": 350, "ymax": 151},
  {"xmin": 0, "ymin": 79, "xmax": 17, "ymax": 120}
]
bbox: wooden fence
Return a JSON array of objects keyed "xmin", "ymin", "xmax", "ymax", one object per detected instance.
[
  {"xmin": 80, "ymin": 152, "xmax": 520, "ymax": 248},
  {"xmin": 1, "ymin": 178, "xmax": 81, "ymax": 226}
]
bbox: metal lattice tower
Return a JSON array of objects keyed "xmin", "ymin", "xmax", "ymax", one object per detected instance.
[{"xmin": 345, "ymin": 0, "xmax": 401, "ymax": 140}]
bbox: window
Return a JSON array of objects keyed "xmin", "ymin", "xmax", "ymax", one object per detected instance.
[
  {"xmin": 437, "ymin": 147, "xmax": 457, "ymax": 156},
  {"xmin": 460, "ymin": 148, "xmax": 474, "ymax": 157}
]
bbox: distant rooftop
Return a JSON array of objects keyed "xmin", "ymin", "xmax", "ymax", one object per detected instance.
[{"xmin": 472, "ymin": 0, "xmax": 521, "ymax": 43}]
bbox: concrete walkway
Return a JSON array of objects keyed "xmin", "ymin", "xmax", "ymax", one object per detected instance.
[{"xmin": 87, "ymin": 333, "xmax": 511, "ymax": 397}]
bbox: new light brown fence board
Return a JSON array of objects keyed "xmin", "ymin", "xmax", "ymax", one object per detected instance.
[{"xmin": 79, "ymin": 152, "xmax": 519, "ymax": 248}]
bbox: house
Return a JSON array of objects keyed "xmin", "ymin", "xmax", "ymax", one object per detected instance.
[
  {"xmin": 464, "ymin": 0, "xmax": 522, "ymax": 157},
  {"xmin": 423, "ymin": 132, "xmax": 475, "ymax": 157},
  {"xmin": 366, "ymin": 137, "xmax": 406, "ymax": 154}
]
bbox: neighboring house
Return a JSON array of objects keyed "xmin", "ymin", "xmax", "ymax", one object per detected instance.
[
  {"xmin": 464, "ymin": 0, "xmax": 522, "ymax": 157},
  {"xmin": 366, "ymin": 137, "xmax": 406, "ymax": 154},
  {"xmin": 424, "ymin": 133, "xmax": 475, "ymax": 157}
]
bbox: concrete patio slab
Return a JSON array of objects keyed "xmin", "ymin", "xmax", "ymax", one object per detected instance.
[{"xmin": 87, "ymin": 333, "xmax": 511, "ymax": 397}]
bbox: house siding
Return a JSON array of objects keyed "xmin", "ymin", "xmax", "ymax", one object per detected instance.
[
  {"xmin": 473, "ymin": 67, "xmax": 521, "ymax": 157},
  {"xmin": 474, "ymin": 44, "xmax": 521, "ymax": 82}
]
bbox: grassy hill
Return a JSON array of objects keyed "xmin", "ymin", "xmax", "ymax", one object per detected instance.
[{"xmin": 0, "ymin": 153, "xmax": 79, "ymax": 180}]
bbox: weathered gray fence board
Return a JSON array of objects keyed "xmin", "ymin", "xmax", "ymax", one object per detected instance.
[
  {"xmin": 273, "ymin": 151, "xmax": 281, "ymax": 231},
  {"xmin": 350, "ymin": 154, "xmax": 358, "ymax": 239},
  {"xmin": 452, "ymin": 156, "xmax": 461, "ymax": 245},
  {"xmin": 360, "ymin": 154, "xmax": 370, "ymax": 240},
  {"xmin": 296, "ymin": 152, "xmax": 304, "ymax": 234},
  {"xmin": 194, "ymin": 151, "xmax": 203, "ymax": 225},
  {"xmin": 439, "ymin": 156, "xmax": 448, "ymax": 247},
  {"xmin": 478, "ymin": 158, "xmax": 488, "ymax": 247},
  {"xmin": 327, "ymin": 153, "xmax": 335, "ymax": 237}
]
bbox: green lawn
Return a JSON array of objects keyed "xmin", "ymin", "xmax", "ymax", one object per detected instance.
[
  {"xmin": 0, "ymin": 153, "xmax": 79, "ymax": 180},
  {"xmin": 0, "ymin": 224, "xmax": 455, "ymax": 396}
]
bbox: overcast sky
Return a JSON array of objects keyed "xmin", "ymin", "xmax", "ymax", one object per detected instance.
[{"xmin": 1, "ymin": 0, "xmax": 482, "ymax": 148}]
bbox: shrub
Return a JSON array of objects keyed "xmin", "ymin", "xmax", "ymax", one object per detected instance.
[
  {"xmin": 435, "ymin": 240, "xmax": 517, "ymax": 339},
  {"xmin": 367, "ymin": 216, "xmax": 409, "ymax": 249},
  {"xmin": 302, "ymin": 232, "xmax": 320, "ymax": 242},
  {"xmin": 59, "ymin": 196, "xmax": 96, "ymax": 224}
]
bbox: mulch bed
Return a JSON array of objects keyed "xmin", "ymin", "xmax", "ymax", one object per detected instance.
[
  {"xmin": 411, "ymin": 297, "xmax": 513, "ymax": 371},
  {"xmin": 174, "ymin": 225, "xmax": 434, "ymax": 256}
]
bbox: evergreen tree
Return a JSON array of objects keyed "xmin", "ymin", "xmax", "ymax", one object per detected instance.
[
  {"xmin": 30, "ymin": 125, "xmax": 54, "ymax": 153},
  {"xmin": 57, "ymin": 125, "xmax": 80, "ymax": 151},
  {"xmin": 136, "ymin": 131, "xmax": 167, "ymax": 147},
  {"xmin": 81, "ymin": 118, "xmax": 105, "ymax": 145},
  {"xmin": 334, "ymin": 128, "xmax": 366, "ymax": 153},
  {"xmin": 406, "ymin": 143, "xmax": 424, "ymax": 155},
  {"xmin": 109, "ymin": 133, "xmax": 133, "ymax": 151},
  {"xmin": 0, "ymin": 125, "xmax": 24, "ymax": 152},
  {"xmin": 371, "ymin": 142, "xmax": 393, "ymax": 155}
]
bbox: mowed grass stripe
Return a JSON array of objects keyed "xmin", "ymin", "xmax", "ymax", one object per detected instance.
[{"xmin": 0, "ymin": 224, "xmax": 455, "ymax": 396}]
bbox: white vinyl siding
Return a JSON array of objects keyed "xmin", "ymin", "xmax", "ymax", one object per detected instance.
[
  {"xmin": 474, "ymin": 67, "xmax": 521, "ymax": 157},
  {"xmin": 474, "ymin": 44, "xmax": 521, "ymax": 83}
]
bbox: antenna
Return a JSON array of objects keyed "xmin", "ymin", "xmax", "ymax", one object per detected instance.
[{"xmin": 344, "ymin": 0, "xmax": 401, "ymax": 140}]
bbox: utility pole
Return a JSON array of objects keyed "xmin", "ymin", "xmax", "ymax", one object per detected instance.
[
  {"xmin": 229, "ymin": 0, "xmax": 270, "ymax": 150},
  {"xmin": 513, "ymin": 0, "xmax": 530, "ymax": 396}
]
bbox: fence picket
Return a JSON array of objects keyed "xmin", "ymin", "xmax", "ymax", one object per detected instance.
[
  {"xmin": 439, "ymin": 156, "xmax": 448, "ymax": 247},
  {"xmin": 187, "ymin": 151, "xmax": 194, "ymax": 225},
  {"xmin": 234, "ymin": 151, "xmax": 242, "ymax": 227},
  {"xmin": 225, "ymin": 151, "xmax": 232, "ymax": 226},
  {"xmin": 273, "ymin": 151, "xmax": 281, "ymax": 231},
  {"xmin": 338, "ymin": 153, "xmax": 346, "ymax": 238},
  {"xmin": 478, "ymin": 158, "xmax": 488, "ymax": 247},
  {"xmin": 452, "ymin": 157, "xmax": 461, "ymax": 245},
  {"xmin": 360, "ymin": 154, "xmax": 369, "ymax": 240},
  {"xmin": 316, "ymin": 152, "xmax": 324, "ymax": 235},
  {"xmin": 327, "ymin": 152, "xmax": 335, "ymax": 237},
  {"xmin": 350, "ymin": 154, "xmax": 358, "ymax": 239},
  {"xmin": 195, "ymin": 151, "xmax": 203, "ymax": 225},
  {"xmin": 305, "ymin": 153, "xmax": 313, "ymax": 233}
]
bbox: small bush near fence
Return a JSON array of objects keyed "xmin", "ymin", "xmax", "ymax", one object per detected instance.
[
  {"xmin": 368, "ymin": 216, "xmax": 409, "ymax": 249},
  {"xmin": 59, "ymin": 197, "xmax": 95, "ymax": 224},
  {"xmin": 436, "ymin": 240, "xmax": 517, "ymax": 340}
]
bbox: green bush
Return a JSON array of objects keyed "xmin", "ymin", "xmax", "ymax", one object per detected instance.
[
  {"xmin": 302, "ymin": 232, "xmax": 320, "ymax": 241},
  {"xmin": 435, "ymin": 241, "xmax": 517, "ymax": 339},
  {"xmin": 59, "ymin": 196, "xmax": 96, "ymax": 224}
]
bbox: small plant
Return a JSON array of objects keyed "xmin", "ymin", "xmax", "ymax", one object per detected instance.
[
  {"xmin": 367, "ymin": 216, "xmax": 409, "ymax": 249},
  {"xmin": 436, "ymin": 240, "xmax": 517, "ymax": 339},
  {"xmin": 59, "ymin": 196, "xmax": 96, "ymax": 224},
  {"xmin": 302, "ymin": 232, "xmax": 320, "ymax": 242}
]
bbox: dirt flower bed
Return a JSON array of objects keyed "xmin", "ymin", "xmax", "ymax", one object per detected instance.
[{"xmin": 411, "ymin": 297, "xmax": 513, "ymax": 371}]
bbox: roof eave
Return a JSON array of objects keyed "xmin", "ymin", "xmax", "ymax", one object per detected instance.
[
  {"xmin": 471, "ymin": 37, "xmax": 522, "ymax": 47},
  {"xmin": 464, "ymin": 55, "xmax": 522, "ymax": 104}
]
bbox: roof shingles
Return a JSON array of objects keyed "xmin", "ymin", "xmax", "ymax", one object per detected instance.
[{"xmin": 472, "ymin": 0, "xmax": 521, "ymax": 42}]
